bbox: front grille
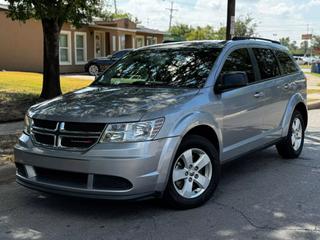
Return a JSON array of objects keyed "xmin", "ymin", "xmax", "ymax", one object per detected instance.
[
  {"xmin": 93, "ymin": 175, "xmax": 133, "ymax": 190},
  {"xmin": 34, "ymin": 167, "xmax": 88, "ymax": 188},
  {"xmin": 33, "ymin": 119, "xmax": 58, "ymax": 130},
  {"xmin": 30, "ymin": 166, "xmax": 133, "ymax": 191},
  {"xmin": 33, "ymin": 132, "xmax": 55, "ymax": 146},
  {"xmin": 31, "ymin": 119, "xmax": 106, "ymax": 150}
]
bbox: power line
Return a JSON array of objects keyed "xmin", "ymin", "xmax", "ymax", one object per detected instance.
[
  {"xmin": 166, "ymin": 1, "xmax": 178, "ymax": 30},
  {"xmin": 114, "ymin": 0, "xmax": 118, "ymax": 14}
]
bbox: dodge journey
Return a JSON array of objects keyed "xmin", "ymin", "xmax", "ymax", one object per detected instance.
[{"xmin": 14, "ymin": 38, "xmax": 307, "ymax": 208}]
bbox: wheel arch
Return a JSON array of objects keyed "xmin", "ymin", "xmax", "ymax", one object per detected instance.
[
  {"xmin": 155, "ymin": 122, "xmax": 222, "ymax": 194},
  {"xmin": 183, "ymin": 125, "xmax": 220, "ymax": 155},
  {"xmin": 281, "ymin": 93, "xmax": 308, "ymax": 137},
  {"xmin": 294, "ymin": 102, "xmax": 308, "ymax": 129}
]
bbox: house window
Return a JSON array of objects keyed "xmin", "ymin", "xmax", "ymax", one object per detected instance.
[
  {"xmin": 59, "ymin": 31, "xmax": 72, "ymax": 65},
  {"xmin": 74, "ymin": 32, "xmax": 87, "ymax": 65},
  {"xmin": 146, "ymin": 36, "xmax": 157, "ymax": 45},
  {"xmin": 136, "ymin": 36, "xmax": 145, "ymax": 48},
  {"xmin": 118, "ymin": 35, "xmax": 125, "ymax": 50},
  {"xmin": 112, "ymin": 35, "xmax": 117, "ymax": 52}
]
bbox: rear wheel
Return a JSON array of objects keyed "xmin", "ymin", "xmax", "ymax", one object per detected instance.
[
  {"xmin": 88, "ymin": 64, "xmax": 100, "ymax": 76},
  {"xmin": 276, "ymin": 110, "xmax": 305, "ymax": 159},
  {"xmin": 164, "ymin": 135, "xmax": 220, "ymax": 209}
]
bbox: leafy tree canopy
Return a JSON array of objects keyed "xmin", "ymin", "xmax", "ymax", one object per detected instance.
[
  {"xmin": 169, "ymin": 15, "xmax": 257, "ymax": 41},
  {"xmin": 7, "ymin": 0, "xmax": 101, "ymax": 28}
]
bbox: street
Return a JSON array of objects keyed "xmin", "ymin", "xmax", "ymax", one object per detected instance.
[{"xmin": 0, "ymin": 110, "xmax": 319, "ymax": 240}]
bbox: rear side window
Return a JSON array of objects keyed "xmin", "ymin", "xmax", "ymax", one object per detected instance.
[
  {"xmin": 253, "ymin": 48, "xmax": 280, "ymax": 80},
  {"xmin": 220, "ymin": 48, "xmax": 255, "ymax": 83},
  {"xmin": 276, "ymin": 51, "xmax": 299, "ymax": 75}
]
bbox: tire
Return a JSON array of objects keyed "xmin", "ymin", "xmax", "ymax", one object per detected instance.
[
  {"xmin": 163, "ymin": 135, "xmax": 220, "ymax": 209},
  {"xmin": 276, "ymin": 110, "xmax": 305, "ymax": 159},
  {"xmin": 88, "ymin": 64, "xmax": 100, "ymax": 76}
]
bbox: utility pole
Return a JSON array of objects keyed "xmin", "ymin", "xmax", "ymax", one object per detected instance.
[
  {"xmin": 226, "ymin": 0, "xmax": 236, "ymax": 40},
  {"xmin": 166, "ymin": 1, "xmax": 178, "ymax": 31},
  {"xmin": 114, "ymin": 0, "xmax": 118, "ymax": 14}
]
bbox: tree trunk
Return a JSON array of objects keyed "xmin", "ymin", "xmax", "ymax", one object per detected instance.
[{"xmin": 40, "ymin": 19, "xmax": 62, "ymax": 99}]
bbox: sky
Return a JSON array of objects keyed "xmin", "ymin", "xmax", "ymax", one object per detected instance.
[
  {"xmin": 1, "ymin": 0, "xmax": 319, "ymax": 43},
  {"xmin": 114, "ymin": 0, "xmax": 320, "ymax": 43}
]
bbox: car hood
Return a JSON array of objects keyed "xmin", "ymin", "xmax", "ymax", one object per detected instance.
[{"xmin": 29, "ymin": 87, "xmax": 199, "ymax": 123}]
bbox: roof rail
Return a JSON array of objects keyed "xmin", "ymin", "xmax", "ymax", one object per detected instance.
[{"xmin": 232, "ymin": 37, "xmax": 281, "ymax": 45}]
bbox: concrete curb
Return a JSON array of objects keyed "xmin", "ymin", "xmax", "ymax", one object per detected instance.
[
  {"xmin": 0, "ymin": 164, "xmax": 16, "ymax": 183},
  {"xmin": 308, "ymin": 101, "xmax": 320, "ymax": 110}
]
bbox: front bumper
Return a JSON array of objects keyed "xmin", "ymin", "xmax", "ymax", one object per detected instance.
[{"xmin": 14, "ymin": 133, "xmax": 181, "ymax": 200}]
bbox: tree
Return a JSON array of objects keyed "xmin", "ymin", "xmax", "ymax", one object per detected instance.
[
  {"xmin": 168, "ymin": 16, "xmax": 257, "ymax": 41},
  {"xmin": 186, "ymin": 25, "xmax": 216, "ymax": 41},
  {"xmin": 7, "ymin": 0, "xmax": 101, "ymax": 99},
  {"xmin": 169, "ymin": 24, "xmax": 193, "ymax": 41},
  {"xmin": 234, "ymin": 15, "xmax": 257, "ymax": 37},
  {"xmin": 279, "ymin": 37, "xmax": 298, "ymax": 52},
  {"xmin": 312, "ymin": 35, "xmax": 320, "ymax": 53}
]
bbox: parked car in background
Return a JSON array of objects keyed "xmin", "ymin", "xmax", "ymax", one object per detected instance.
[
  {"xmin": 293, "ymin": 56, "xmax": 306, "ymax": 65},
  {"xmin": 85, "ymin": 49, "xmax": 132, "ymax": 76},
  {"xmin": 15, "ymin": 38, "xmax": 307, "ymax": 209}
]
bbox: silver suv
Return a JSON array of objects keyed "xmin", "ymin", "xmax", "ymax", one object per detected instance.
[{"xmin": 15, "ymin": 38, "xmax": 307, "ymax": 208}]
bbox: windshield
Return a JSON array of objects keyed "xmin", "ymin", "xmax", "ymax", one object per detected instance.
[{"xmin": 92, "ymin": 47, "xmax": 222, "ymax": 89}]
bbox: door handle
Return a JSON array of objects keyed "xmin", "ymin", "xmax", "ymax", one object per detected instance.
[
  {"xmin": 254, "ymin": 92, "xmax": 264, "ymax": 98},
  {"xmin": 283, "ymin": 83, "xmax": 289, "ymax": 89}
]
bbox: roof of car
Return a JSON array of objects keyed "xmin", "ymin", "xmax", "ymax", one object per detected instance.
[
  {"xmin": 138, "ymin": 40, "xmax": 226, "ymax": 51},
  {"xmin": 139, "ymin": 39, "xmax": 288, "ymax": 52}
]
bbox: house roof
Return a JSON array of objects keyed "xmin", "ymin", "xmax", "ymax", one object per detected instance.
[
  {"xmin": 136, "ymin": 26, "xmax": 167, "ymax": 35},
  {"xmin": 89, "ymin": 23, "xmax": 165, "ymax": 35},
  {"xmin": 0, "ymin": 4, "xmax": 9, "ymax": 10}
]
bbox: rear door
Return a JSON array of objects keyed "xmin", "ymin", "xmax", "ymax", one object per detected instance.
[
  {"xmin": 251, "ymin": 48, "xmax": 283, "ymax": 139},
  {"xmin": 274, "ymin": 50, "xmax": 301, "ymax": 120},
  {"xmin": 218, "ymin": 48, "xmax": 267, "ymax": 160}
]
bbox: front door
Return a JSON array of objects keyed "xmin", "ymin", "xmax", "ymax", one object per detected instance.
[
  {"xmin": 218, "ymin": 48, "xmax": 265, "ymax": 160},
  {"xmin": 94, "ymin": 31, "xmax": 105, "ymax": 57}
]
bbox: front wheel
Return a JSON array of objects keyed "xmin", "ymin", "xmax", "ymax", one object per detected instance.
[
  {"xmin": 164, "ymin": 135, "xmax": 220, "ymax": 209},
  {"xmin": 88, "ymin": 64, "xmax": 100, "ymax": 76},
  {"xmin": 276, "ymin": 110, "xmax": 305, "ymax": 159}
]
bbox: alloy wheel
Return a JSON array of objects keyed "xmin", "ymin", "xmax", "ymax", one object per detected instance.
[
  {"xmin": 172, "ymin": 148, "xmax": 213, "ymax": 199},
  {"xmin": 291, "ymin": 117, "xmax": 303, "ymax": 151},
  {"xmin": 89, "ymin": 65, "xmax": 99, "ymax": 76}
]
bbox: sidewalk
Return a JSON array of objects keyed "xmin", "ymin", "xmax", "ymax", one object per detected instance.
[
  {"xmin": 0, "ymin": 121, "xmax": 23, "ymax": 136},
  {"xmin": 305, "ymin": 73, "xmax": 320, "ymax": 109}
]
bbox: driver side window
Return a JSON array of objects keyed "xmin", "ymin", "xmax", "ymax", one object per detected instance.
[{"xmin": 220, "ymin": 48, "xmax": 255, "ymax": 84}]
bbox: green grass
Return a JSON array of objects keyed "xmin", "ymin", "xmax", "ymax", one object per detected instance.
[
  {"xmin": 0, "ymin": 71, "xmax": 92, "ymax": 94},
  {"xmin": 0, "ymin": 71, "xmax": 93, "ymax": 122},
  {"xmin": 309, "ymin": 72, "xmax": 320, "ymax": 79},
  {"xmin": 300, "ymin": 64, "xmax": 311, "ymax": 69},
  {"xmin": 308, "ymin": 89, "xmax": 320, "ymax": 95}
]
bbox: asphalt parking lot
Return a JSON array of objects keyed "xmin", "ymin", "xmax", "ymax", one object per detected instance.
[{"xmin": 0, "ymin": 110, "xmax": 319, "ymax": 240}]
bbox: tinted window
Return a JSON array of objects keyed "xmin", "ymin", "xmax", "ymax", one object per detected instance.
[
  {"xmin": 253, "ymin": 48, "xmax": 280, "ymax": 80},
  {"xmin": 93, "ymin": 47, "xmax": 222, "ymax": 89},
  {"xmin": 220, "ymin": 48, "xmax": 255, "ymax": 83},
  {"xmin": 112, "ymin": 50, "xmax": 129, "ymax": 59},
  {"xmin": 276, "ymin": 51, "xmax": 299, "ymax": 75}
]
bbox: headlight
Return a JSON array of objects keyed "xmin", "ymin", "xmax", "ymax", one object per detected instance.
[
  {"xmin": 24, "ymin": 114, "xmax": 32, "ymax": 135},
  {"xmin": 100, "ymin": 118, "xmax": 164, "ymax": 143}
]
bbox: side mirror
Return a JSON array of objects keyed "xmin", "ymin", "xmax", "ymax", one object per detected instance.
[{"xmin": 215, "ymin": 71, "xmax": 248, "ymax": 93}]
